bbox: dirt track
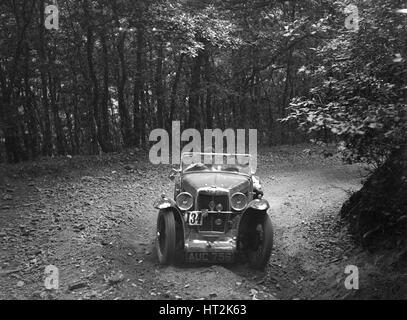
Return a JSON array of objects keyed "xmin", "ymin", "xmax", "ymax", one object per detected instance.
[{"xmin": 0, "ymin": 145, "xmax": 368, "ymax": 300}]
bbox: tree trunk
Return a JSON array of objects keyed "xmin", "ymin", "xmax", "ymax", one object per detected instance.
[
  {"xmin": 133, "ymin": 27, "xmax": 145, "ymax": 146},
  {"xmin": 204, "ymin": 50, "xmax": 213, "ymax": 129},
  {"xmin": 48, "ymin": 58, "xmax": 65, "ymax": 155},
  {"xmin": 38, "ymin": 0, "xmax": 52, "ymax": 156},
  {"xmin": 71, "ymin": 72, "xmax": 81, "ymax": 155},
  {"xmin": 188, "ymin": 51, "xmax": 203, "ymax": 130},
  {"xmin": 155, "ymin": 40, "xmax": 165, "ymax": 129},
  {"xmin": 113, "ymin": 0, "xmax": 133, "ymax": 147},
  {"xmin": 280, "ymin": 2, "xmax": 296, "ymax": 144},
  {"xmin": 84, "ymin": 0, "xmax": 101, "ymax": 154},
  {"xmin": 100, "ymin": 27, "xmax": 113, "ymax": 152},
  {"xmin": 169, "ymin": 53, "xmax": 184, "ymax": 125},
  {"xmin": 23, "ymin": 42, "xmax": 39, "ymax": 159},
  {"xmin": 63, "ymin": 98, "xmax": 74, "ymax": 156}
]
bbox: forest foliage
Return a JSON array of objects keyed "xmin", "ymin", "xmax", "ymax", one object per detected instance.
[
  {"xmin": 284, "ymin": 0, "xmax": 407, "ymax": 166},
  {"xmin": 0, "ymin": 0, "xmax": 406, "ymax": 167},
  {"xmin": 1, "ymin": 0, "xmax": 340, "ymax": 162}
]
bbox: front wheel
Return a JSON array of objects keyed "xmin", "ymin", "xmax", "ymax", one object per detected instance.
[
  {"xmin": 156, "ymin": 210, "xmax": 176, "ymax": 265},
  {"xmin": 247, "ymin": 214, "xmax": 274, "ymax": 270}
]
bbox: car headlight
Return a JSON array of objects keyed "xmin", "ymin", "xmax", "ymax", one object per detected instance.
[
  {"xmin": 230, "ymin": 192, "xmax": 247, "ymax": 211},
  {"xmin": 176, "ymin": 192, "xmax": 194, "ymax": 211}
]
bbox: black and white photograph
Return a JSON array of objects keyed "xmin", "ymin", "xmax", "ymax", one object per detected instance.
[{"xmin": 0, "ymin": 0, "xmax": 406, "ymax": 306}]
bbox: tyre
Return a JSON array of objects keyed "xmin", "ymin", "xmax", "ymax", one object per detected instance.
[
  {"xmin": 247, "ymin": 214, "xmax": 274, "ymax": 270},
  {"xmin": 156, "ymin": 210, "xmax": 176, "ymax": 265}
]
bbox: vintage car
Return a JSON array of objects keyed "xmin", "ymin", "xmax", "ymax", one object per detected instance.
[{"xmin": 153, "ymin": 152, "xmax": 273, "ymax": 269}]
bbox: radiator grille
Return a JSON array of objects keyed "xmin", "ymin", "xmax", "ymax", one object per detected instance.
[{"xmin": 197, "ymin": 193, "xmax": 229, "ymax": 232}]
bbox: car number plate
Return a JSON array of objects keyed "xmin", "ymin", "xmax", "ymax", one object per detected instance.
[
  {"xmin": 188, "ymin": 211, "xmax": 203, "ymax": 226},
  {"xmin": 186, "ymin": 252, "xmax": 233, "ymax": 263}
]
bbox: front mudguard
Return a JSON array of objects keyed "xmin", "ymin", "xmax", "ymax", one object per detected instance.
[
  {"xmin": 153, "ymin": 196, "xmax": 184, "ymax": 226},
  {"xmin": 238, "ymin": 199, "xmax": 270, "ymax": 231},
  {"xmin": 236, "ymin": 199, "xmax": 271, "ymax": 250},
  {"xmin": 153, "ymin": 196, "xmax": 177, "ymax": 210},
  {"xmin": 153, "ymin": 196, "xmax": 185, "ymax": 248},
  {"xmin": 245, "ymin": 199, "xmax": 270, "ymax": 213},
  {"xmin": 247, "ymin": 199, "xmax": 270, "ymax": 211}
]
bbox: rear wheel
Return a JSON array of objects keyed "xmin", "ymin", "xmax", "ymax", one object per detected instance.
[
  {"xmin": 156, "ymin": 210, "xmax": 176, "ymax": 265},
  {"xmin": 247, "ymin": 214, "xmax": 274, "ymax": 270}
]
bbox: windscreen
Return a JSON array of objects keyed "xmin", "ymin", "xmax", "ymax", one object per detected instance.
[{"xmin": 181, "ymin": 152, "xmax": 253, "ymax": 175}]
